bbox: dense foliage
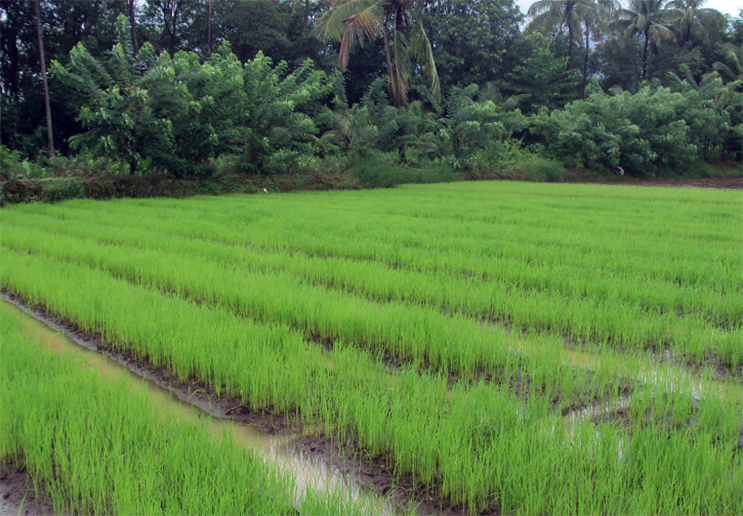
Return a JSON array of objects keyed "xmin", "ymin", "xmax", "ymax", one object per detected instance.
[
  {"xmin": 1, "ymin": 0, "xmax": 741, "ymax": 182},
  {"xmin": 531, "ymin": 75, "xmax": 743, "ymax": 175}
]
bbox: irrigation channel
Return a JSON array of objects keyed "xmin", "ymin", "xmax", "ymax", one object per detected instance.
[{"xmin": 0, "ymin": 299, "xmax": 395, "ymax": 516}]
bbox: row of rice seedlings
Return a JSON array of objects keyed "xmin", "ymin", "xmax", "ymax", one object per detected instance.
[
  {"xmin": 13, "ymin": 195, "xmax": 740, "ymax": 301},
  {"xmin": 16, "ymin": 191, "xmax": 739, "ymax": 320},
  {"xmin": 323, "ymin": 180, "xmax": 741, "ymax": 236},
  {"xmin": 2, "ymin": 247, "xmax": 741, "ymax": 515},
  {"xmin": 1, "ymin": 229, "xmax": 648, "ymax": 404},
  {"xmin": 5, "ymin": 222, "xmax": 741, "ymax": 372},
  {"xmin": 139, "ymin": 183, "xmax": 743, "ymax": 275},
  {"xmin": 25, "ymin": 205, "xmax": 735, "ymax": 331},
  {"xmin": 11, "ymin": 183, "xmax": 739, "ymax": 278},
  {"xmin": 0, "ymin": 304, "xmax": 369, "ymax": 516}
]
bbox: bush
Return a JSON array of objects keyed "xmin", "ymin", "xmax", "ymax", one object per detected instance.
[
  {"xmin": 40, "ymin": 178, "xmax": 85, "ymax": 203},
  {"xmin": 529, "ymin": 79, "xmax": 742, "ymax": 176},
  {"xmin": 521, "ymin": 157, "xmax": 565, "ymax": 182},
  {"xmin": 353, "ymin": 157, "xmax": 458, "ymax": 188},
  {"xmin": 51, "ymin": 16, "xmax": 331, "ymax": 178},
  {"xmin": 1, "ymin": 179, "xmax": 30, "ymax": 204}
]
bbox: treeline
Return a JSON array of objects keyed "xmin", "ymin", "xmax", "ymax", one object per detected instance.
[{"xmin": 1, "ymin": 0, "xmax": 741, "ymax": 183}]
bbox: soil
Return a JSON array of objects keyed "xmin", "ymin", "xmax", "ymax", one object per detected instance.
[
  {"xmin": 1, "ymin": 293, "xmax": 471, "ymax": 516},
  {"xmin": 564, "ymin": 173, "xmax": 743, "ymax": 190},
  {"xmin": 0, "ymin": 468, "xmax": 57, "ymax": 516}
]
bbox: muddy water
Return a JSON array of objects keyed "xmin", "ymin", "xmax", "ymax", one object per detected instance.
[{"xmin": 1, "ymin": 301, "xmax": 391, "ymax": 515}]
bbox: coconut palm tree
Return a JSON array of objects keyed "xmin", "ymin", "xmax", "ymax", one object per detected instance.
[
  {"xmin": 713, "ymin": 43, "xmax": 742, "ymax": 86},
  {"xmin": 667, "ymin": 0, "xmax": 724, "ymax": 44},
  {"xmin": 613, "ymin": 0, "xmax": 678, "ymax": 81},
  {"xmin": 315, "ymin": 0, "xmax": 439, "ymax": 107},
  {"xmin": 527, "ymin": 0, "xmax": 601, "ymax": 68},
  {"xmin": 34, "ymin": 0, "xmax": 54, "ymax": 158},
  {"xmin": 579, "ymin": 0, "xmax": 616, "ymax": 94}
]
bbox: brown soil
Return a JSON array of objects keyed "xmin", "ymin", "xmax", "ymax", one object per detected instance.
[
  {"xmin": 564, "ymin": 174, "xmax": 743, "ymax": 190},
  {"xmin": 0, "ymin": 468, "xmax": 57, "ymax": 516},
  {"xmin": 1, "ymin": 293, "xmax": 469, "ymax": 516}
]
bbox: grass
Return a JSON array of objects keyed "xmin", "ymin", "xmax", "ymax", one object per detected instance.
[{"xmin": 1, "ymin": 180, "xmax": 742, "ymax": 514}]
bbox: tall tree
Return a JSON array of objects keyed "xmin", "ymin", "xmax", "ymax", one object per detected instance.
[
  {"xmin": 0, "ymin": 0, "xmax": 24, "ymax": 100},
  {"xmin": 614, "ymin": 0, "xmax": 678, "ymax": 81},
  {"xmin": 206, "ymin": 0, "xmax": 290, "ymax": 63},
  {"xmin": 129, "ymin": 0, "xmax": 139, "ymax": 52},
  {"xmin": 505, "ymin": 33, "xmax": 581, "ymax": 112},
  {"xmin": 579, "ymin": 0, "xmax": 616, "ymax": 95},
  {"xmin": 713, "ymin": 42, "xmax": 742, "ymax": 84},
  {"xmin": 728, "ymin": 9, "xmax": 743, "ymax": 46},
  {"xmin": 421, "ymin": 0, "xmax": 523, "ymax": 89},
  {"xmin": 34, "ymin": 0, "xmax": 54, "ymax": 158},
  {"xmin": 206, "ymin": 0, "xmax": 212, "ymax": 56},
  {"xmin": 145, "ymin": 0, "xmax": 197, "ymax": 55},
  {"xmin": 315, "ymin": 0, "xmax": 440, "ymax": 107},
  {"xmin": 667, "ymin": 0, "xmax": 723, "ymax": 44},
  {"xmin": 527, "ymin": 0, "xmax": 599, "ymax": 68}
]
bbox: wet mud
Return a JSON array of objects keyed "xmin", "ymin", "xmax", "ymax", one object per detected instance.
[{"xmin": 0, "ymin": 468, "xmax": 58, "ymax": 516}]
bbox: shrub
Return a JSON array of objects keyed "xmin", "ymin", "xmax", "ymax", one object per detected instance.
[
  {"xmin": 529, "ymin": 79, "xmax": 742, "ymax": 176},
  {"xmin": 522, "ymin": 157, "xmax": 565, "ymax": 182},
  {"xmin": 353, "ymin": 156, "xmax": 458, "ymax": 188},
  {"xmin": 51, "ymin": 16, "xmax": 331, "ymax": 178}
]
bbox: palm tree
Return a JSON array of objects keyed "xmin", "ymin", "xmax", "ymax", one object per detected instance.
[
  {"xmin": 667, "ymin": 0, "xmax": 724, "ymax": 44},
  {"xmin": 527, "ymin": 0, "xmax": 600, "ymax": 68},
  {"xmin": 579, "ymin": 0, "xmax": 616, "ymax": 94},
  {"xmin": 613, "ymin": 0, "xmax": 677, "ymax": 81},
  {"xmin": 713, "ymin": 43, "xmax": 742, "ymax": 86},
  {"xmin": 34, "ymin": 0, "xmax": 54, "ymax": 158},
  {"xmin": 315, "ymin": 0, "xmax": 439, "ymax": 107}
]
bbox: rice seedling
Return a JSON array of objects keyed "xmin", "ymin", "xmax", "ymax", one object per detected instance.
[
  {"xmin": 2, "ymin": 181, "xmax": 741, "ymax": 514},
  {"xmin": 0, "ymin": 303, "xmax": 375, "ymax": 516}
]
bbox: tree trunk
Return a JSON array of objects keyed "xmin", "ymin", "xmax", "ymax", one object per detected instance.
[
  {"xmin": 169, "ymin": 13, "xmax": 178, "ymax": 55},
  {"xmin": 642, "ymin": 28, "xmax": 649, "ymax": 81},
  {"xmin": 382, "ymin": 25, "xmax": 399, "ymax": 106},
  {"xmin": 582, "ymin": 23, "xmax": 590, "ymax": 99},
  {"xmin": 3, "ymin": 11, "xmax": 20, "ymax": 98},
  {"xmin": 207, "ymin": 0, "xmax": 213, "ymax": 57},
  {"xmin": 34, "ymin": 0, "xmax": 54, "ymax": 158},
  {"xmin": 566, "ymin": 20, "xmax": 574, "ymax": 70},
  {"xmin": 129, "ymin": 0, "xmax": 139, "ymax": 53},
  {"xmin": 163, "ymin": 1, "xmax": 180, "ymax": 55}
]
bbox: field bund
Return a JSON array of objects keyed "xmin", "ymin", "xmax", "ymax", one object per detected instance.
[{"xmin": 1, "ymin": 181, "xmax": 742, "ymax": 514}]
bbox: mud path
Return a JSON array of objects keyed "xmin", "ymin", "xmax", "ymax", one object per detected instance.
[{"xmin": 564, "ymin": 175, "xmax": 743, "ymax": 190}]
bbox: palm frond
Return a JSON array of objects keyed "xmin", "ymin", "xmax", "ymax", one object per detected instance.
[
  {"xmin": 409, "ymin": 22, "xmax": 440, "ymax": 102},
  {"xmin": 338, "ymin": 4, "xmax": 384, "ymax": 68},
  {"xmin": 315, "ymin": 0, "xmax": 383, "ymax": 42},
  {"xmin": 391, "ymin": 17, "xmax": 411, "ymax": 106}
]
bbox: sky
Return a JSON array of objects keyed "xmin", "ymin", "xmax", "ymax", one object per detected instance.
[{"xmin": 517, "ymin": 0, "xmax": 742, "ymax": 18}]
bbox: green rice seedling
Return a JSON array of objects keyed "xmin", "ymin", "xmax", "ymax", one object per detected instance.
[
  {"xmin": 0, "ymin": 303, "xmax": 375, "ymax": 516},
  {"xmin": 2, "ymin": 180, "xmax": 741, "ymax": 514}
]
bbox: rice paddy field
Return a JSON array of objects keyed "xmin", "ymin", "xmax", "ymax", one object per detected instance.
[{"xmin": 1, "ymin": 181, "xmax": 742, "ymax": 515}]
